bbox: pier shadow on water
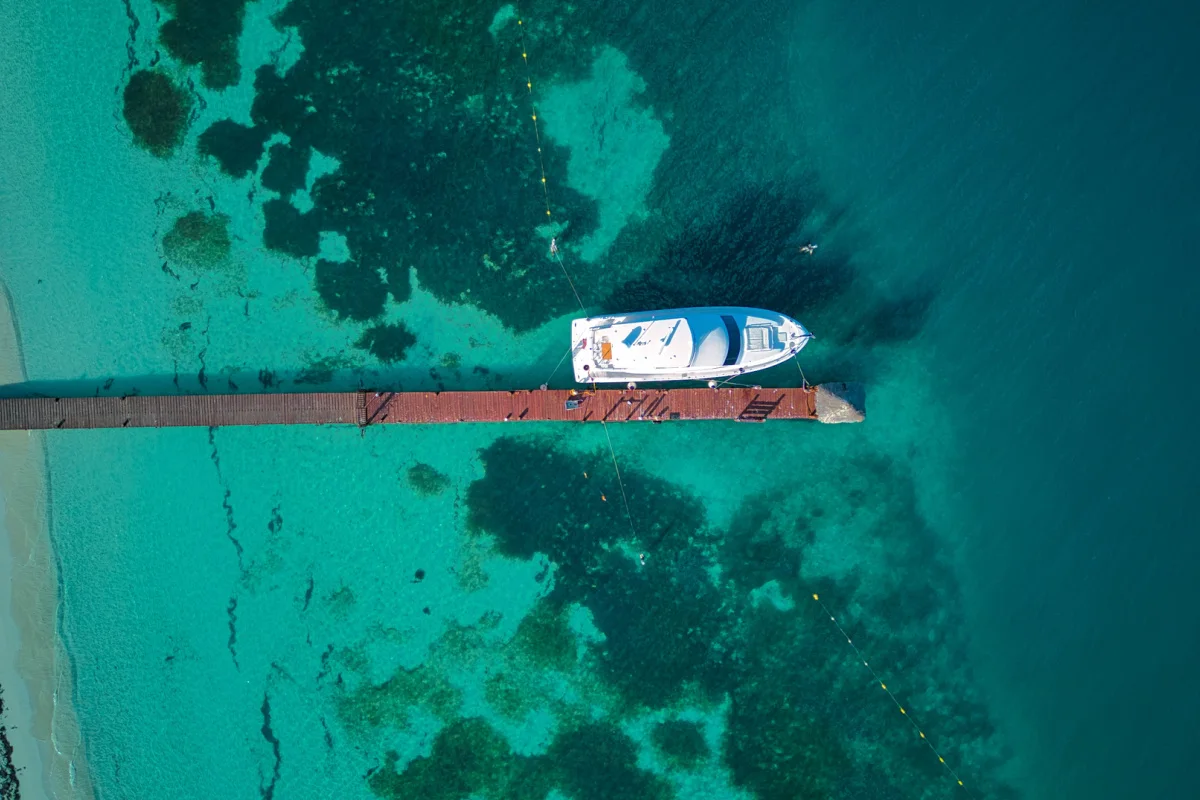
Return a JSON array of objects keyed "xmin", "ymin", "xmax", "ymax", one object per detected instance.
[{"xmin": 0, "ymin": 342, "xmax": 588, "ymax": 400}]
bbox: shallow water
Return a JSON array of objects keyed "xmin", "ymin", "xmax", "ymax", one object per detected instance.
[{"xmin": 1, "ymin": 0, "xmax": 1197, "ymax": 798}]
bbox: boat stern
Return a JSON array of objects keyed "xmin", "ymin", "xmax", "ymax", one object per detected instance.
[{"xmin": 570, "ymin": 317, "xmax": 594, "ymax": 383}]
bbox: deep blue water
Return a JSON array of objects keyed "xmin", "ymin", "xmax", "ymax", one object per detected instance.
[{"xmin": 822, "ymin": 0, "xmax": 1200, "ymax": 796}]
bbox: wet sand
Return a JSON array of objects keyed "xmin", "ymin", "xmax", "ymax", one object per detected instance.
[{"xmin": 0, "ymin": 282, "xmax": 92, "ymax": 800}]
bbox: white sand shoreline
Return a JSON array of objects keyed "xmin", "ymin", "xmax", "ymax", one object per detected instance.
[{"xmin": 0, "ymin": 281, "xmax": 93, "ymax": 800}]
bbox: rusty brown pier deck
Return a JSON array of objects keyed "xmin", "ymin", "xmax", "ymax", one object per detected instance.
[{"xmin": 0, "ymin": 384, "xmax": 864, "ymax": 431}]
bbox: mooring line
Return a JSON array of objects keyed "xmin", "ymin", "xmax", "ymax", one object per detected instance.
[
  {"xmin": 553, "ymin": 250, "xmax": 586, "ymax": 315},
  {"xmin": 600, "ymin": 415, "xmax": 638, "ymax": 539},
  {"xmin": 542, "ymin": 345, "xmax": 574, "ymax": 387},
  {"xmin": 507, "ymin": 13, "xmax": 972, "ymax": 796},
  {"xmin": 512, "ymin": 3, "xmax": 637, "ymax": 547},
  {"xmin": 793, "ymin": 351, "xmax": 810, "ymax": 389}
]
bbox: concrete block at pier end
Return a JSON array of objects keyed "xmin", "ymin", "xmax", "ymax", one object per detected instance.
[{"xmin": 814, "ymin": 382, "xmax": 865, "ymax": 424}]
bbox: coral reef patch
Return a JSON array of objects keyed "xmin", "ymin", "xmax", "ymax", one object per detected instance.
[{"xmin": 122, "ymin": 70, "xmax": 190, "ymax": 157}]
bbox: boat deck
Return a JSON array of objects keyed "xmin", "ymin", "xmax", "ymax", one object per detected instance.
[{"xmin": 0, "ymin": 386, "xmax": 823, "ymax": 430}]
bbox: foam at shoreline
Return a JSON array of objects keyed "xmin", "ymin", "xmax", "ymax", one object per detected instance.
[{"xmin": 0, "ymin": 282, "xmax": 93, "ymax": 800}]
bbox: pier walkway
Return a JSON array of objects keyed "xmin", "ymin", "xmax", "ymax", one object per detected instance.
[{"xmin": 0, "ymin": 384, "xmax": 864, "ymax": 431}]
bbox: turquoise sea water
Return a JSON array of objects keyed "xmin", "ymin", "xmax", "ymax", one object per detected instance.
[{"xmin": 2, "ymin": 0, "xmax": 1198, "ymax": 799}]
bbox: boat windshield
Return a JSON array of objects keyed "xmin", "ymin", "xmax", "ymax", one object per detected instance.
[
  {"xmin": 690, "ymin": 315, "xmax": 742, "ymax": 368},
  {"xmin": 721, "ymin": 315, "xmax": 741, "ymax": 366}
]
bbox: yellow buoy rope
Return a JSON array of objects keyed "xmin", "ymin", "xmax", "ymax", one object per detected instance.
[
  {"xmin": 513, "ymin": 8, "xmax": 587, "ymax": 312},
  {"xmin": 512, "ymin": 4, "xmax": 637, "ymax": 545},
  {"xmin": 810, "ymin": 592, "xmax": 976, "ymax": 795},
  {"xmin": 514, "ymin": 14, "xmax": 553, "ymax": 222},
  {"xmin": 509, "ymin": 10, "xmax": 972, "ymax": 796}
]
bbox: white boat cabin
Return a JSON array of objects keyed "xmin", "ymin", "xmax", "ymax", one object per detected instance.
[{"xmin": 571, "ymin": 307, "xmax": 811, "ymax": 383}]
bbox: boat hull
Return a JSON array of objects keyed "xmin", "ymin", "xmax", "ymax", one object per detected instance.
[{"xmin": 571, "ymin": 306, "xmax": 811, "ymax": 384}]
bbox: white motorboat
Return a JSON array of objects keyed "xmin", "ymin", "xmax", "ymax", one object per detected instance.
[{"xmin": 571, "ymin": 307, "xmax": 812, "ymax": 384}]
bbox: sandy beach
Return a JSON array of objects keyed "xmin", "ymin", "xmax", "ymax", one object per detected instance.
[{"xmin": 0, "ymin": 283, "xmax": 92, "ymax": 800}]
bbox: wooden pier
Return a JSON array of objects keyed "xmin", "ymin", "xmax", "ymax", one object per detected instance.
[{"xmin": 0, "ymin": 384, "xmax": 864, "ymax": 431}]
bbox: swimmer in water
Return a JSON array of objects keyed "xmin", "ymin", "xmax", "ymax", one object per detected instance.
[{"xmin": 799, "ymin": 243, "xmax": 818, "ymax": 255}]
